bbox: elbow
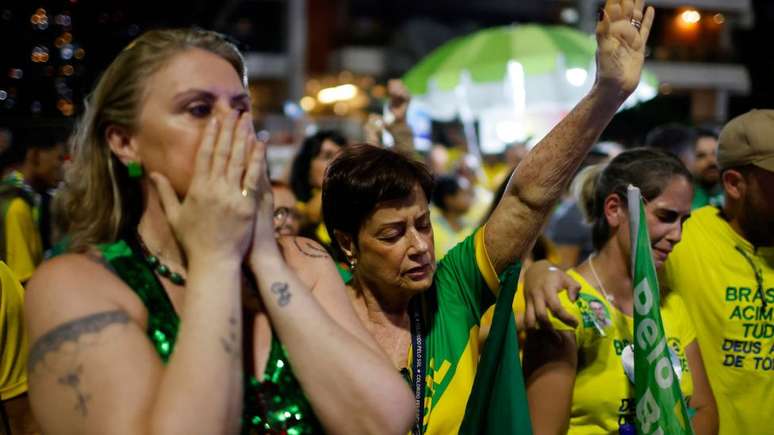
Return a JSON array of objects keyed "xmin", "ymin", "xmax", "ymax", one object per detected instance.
[
  {"xmin": 352, "ymin": 382, "xmax": 414, "ymax": 435},
  {"xmin": 366, "ymin": 384, "xmax": 415, "ymax": 435}
]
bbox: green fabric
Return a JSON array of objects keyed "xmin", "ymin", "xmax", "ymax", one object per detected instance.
[
  {"xmin": 403, "ymin": 24, "xmax": 660, "ymax": 95},
  {"xmin": 98, "ymin": 240, "xmax": 323, "ymax": 434},
  {"xmin": 416, "ymin": 229, "xmax": 497, "ymax": 434},
  {"xmin": 459, "ymin": 261, "xmax": 532, "ymax": 435},
  {"xmin": 690, "ymin": 183, "xmax": 724, "ymax": 210},
  {"xmin": 629, "ymin": 188, "xmax": 693, "ymax": 435}
]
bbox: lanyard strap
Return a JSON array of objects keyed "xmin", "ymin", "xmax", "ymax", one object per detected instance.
[{"xmin": 410, "ymin": 296, "xmax": 426, "ymax": 435}]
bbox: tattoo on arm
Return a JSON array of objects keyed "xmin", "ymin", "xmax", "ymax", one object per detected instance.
[
  {"xmin": 28, "ymin": 310, "xmax": 130, "ymax": 417},
  {"xmin": 292, "ymin": 237, "xmax": 330, "ymax": 259},
  {"xmin": 220, "ymin": 315, "xmax": 241, "ymax": 359},
  {"xmin": 271, "ymin": 282, "xmax": 292, "ymax": 307}
]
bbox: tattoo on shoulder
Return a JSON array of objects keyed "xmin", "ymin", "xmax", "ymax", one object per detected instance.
[
  {"xmin": 28, "ymin": 310, "xmax": 130, "ymax": 417},
  {"xmin": 271, "ymin": 282, "xmax": 292, "ymax": 307},
  {"xmin": 292, "ymin": 237, "xmax": 330, "ymax": 259},
  {"xmin": 28, "ymin": 310, "xmax": 130, "ymax": 371}
]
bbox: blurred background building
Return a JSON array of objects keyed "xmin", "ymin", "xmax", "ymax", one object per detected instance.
[{"xmin": 0, "ymin": 0, "xmax": 771, "ymax": 170}]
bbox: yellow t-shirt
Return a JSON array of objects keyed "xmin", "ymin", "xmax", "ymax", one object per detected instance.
[
  {"xmin": 430, "ymin": 205, "xmax": 474, "ymax": 260},
  {"xmin": 0, "ymin": 260, "xmax": 29, "ymax": 400},
  {"xmin": 549, "ymin": 270, "xmax": 696, "ymax": 434},
  {"xmin": 4, "ymin": 197, "xmax": 42, "ymax": 283},
  {"xmin": 664, "ymin": 206, "xmax": 774, "ymax": 435}
]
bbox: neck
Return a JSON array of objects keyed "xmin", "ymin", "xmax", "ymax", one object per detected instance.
[
  {"xmin": 351, "ymin": 275, "xmax": 412, "ymax": 329},
  {"xmin": 586, "ymin": 243, "xmax": 633, "ymax": 306},
  {"xmin": 137, "ymin": 182, "xmax": 186, "ymax": 268}
]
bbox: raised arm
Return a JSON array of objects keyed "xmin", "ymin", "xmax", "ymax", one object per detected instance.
[
  {"xmin": 249, "ymin": 144, "xmax": 414, "ymax": 435},
  {"xmin": 484, "ymin": 0, "xmax": 654, "ymax": 273}
]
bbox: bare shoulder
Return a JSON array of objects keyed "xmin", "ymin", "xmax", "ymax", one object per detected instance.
[
  {"xmin": 25, "ymin": 252, "xmax": 147, "ymax": 344},
  {"xmin": 278, "ymin": 236, "xmax": 332, "ymax": 262}
]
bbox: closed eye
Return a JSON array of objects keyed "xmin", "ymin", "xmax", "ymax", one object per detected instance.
[{"xmin": 187, "ymin": 102, "xmax": 212, "ymax": 118}]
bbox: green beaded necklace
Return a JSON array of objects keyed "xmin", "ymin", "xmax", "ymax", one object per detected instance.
[{"xmin": 137, "ymin": 236, "xmax": 186, "ymax": 286}]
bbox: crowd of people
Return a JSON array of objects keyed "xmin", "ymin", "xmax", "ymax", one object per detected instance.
[{"xmin": 1, "ymin": 0, "xmax": 772, "ymax": 434}]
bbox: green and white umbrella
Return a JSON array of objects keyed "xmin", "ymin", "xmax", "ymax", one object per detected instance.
[{"xmin": 403, "ymin": 24, "xmax": 658, "ymax": 150}]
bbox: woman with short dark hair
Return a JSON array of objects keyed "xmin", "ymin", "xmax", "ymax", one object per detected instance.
[{"xmin": 322, "ymin": 1, "xmax": 657, "ymax": 432}]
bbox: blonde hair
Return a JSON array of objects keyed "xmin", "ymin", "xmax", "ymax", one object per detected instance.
[{"xmin": 63, "ymin": 28, "xmax": 245, "ymax": 251}]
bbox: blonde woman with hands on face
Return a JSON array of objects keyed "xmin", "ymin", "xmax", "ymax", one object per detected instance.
[{"xmin": 23, "ymin": 29, "xmax": 412, "ymax": 435}]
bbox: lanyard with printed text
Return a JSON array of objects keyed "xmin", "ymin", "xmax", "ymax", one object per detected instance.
[{"xmin": 409, "ymin": 296, "xmax": 426, "ymax": 435}]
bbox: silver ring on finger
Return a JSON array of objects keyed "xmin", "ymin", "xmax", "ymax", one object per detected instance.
[
  {"xmin": 241, "ymin": 187, "xmax": 257, "ymax": 198},
  {"xmin": 630, "ymin": 18, "xmax": 642, "ymax": 30}
]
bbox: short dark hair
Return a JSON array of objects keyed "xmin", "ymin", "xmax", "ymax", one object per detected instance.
[
  {"xmin": 432, "ymin": 175, "xmax": 462, "ymax": 212},
  {"xmin": 0, "ymin": 126, "xmax": 68, "ymax": 170},
  {"xmin": 644, "ymin": 123, "xmax": 697, "ymax": 160},
  {"xmin": 323, "ymin": 144, "xmax": 434, "ymax": 247},
  {"xmin": 289, "ymin": 130, "xmax": 347, "ymax": 202},
  {"xmin": 577, "ymin": 148, "xmax": 692, "ymax": 251}
]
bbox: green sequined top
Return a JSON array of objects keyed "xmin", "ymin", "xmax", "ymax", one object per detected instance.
[{"xmin": 99, "ymin": 240, "xmax": 323, "ymax": 434}]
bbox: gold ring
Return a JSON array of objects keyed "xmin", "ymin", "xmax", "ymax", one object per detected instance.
[
  {"xmin": 630, "ymin": 18, "xmax": 642, "ymax": 30},
  {"xmin": 241, "ymin": 187, "xmax": 256, "ymax": 198}
]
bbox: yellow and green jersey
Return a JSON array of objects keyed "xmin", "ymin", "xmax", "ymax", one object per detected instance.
[
  {"xmin": 548, "ymin": 270, "xmax": 696, "ymax": 435},
  {"xmin": 409, "ymin": 227, "xmax": 502, "ymax": 435},
  {"xmin": 664, "ymin": 205, "xmax": 774, "ymax": 435}
]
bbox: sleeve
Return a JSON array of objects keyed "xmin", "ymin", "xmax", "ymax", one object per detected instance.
[
  {"xmin": 0, "ymin": 261, "xmax": 29, "ymax": 400},
  {"xmin": 669, "ymin": 293, "xmax": 696, "ymax": 346},
  {"xmin": 545, "ymin": 291, "xmax": 587, "ymax": 345},
  {"xmin": 4, "ymin": 198, "xmax": 38, "ymax": 282},
  {"xmin": 433, "ymin": 226, "xmax": 504, "ymax": 321}
]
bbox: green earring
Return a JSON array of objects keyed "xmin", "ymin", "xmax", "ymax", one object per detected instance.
[{"xmin": 127, "ymin": 161, "xmax": 143, "ymax": 178}]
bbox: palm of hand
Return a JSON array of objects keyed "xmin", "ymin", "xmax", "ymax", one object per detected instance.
[{"xmin": 594, "ymin": 1, "xmax": 654, "ymax": 96}]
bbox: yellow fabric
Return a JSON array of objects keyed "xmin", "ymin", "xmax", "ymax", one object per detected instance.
[
  {"xmin": 430, "ymin": 205, "xmax": 473, "ymax": 260},
  {"xmin": 548, "ymin": 270, "xmax": 696, "ymax": 434},
  {"xmin": 422, "ymin": 327, "xmax": 480, "ymax": 435},
  {"xmin": 405, "ymin": 228, "xmax": 501, "ymax": 435},
  {"xmin": 664, "ymin": 206, "xmax": 774, "ymax": 435},
  {"xmin": 4, "ymin": 197, "xmax": 42, "ymax": 283},
  {"xmin": 0, "ymin": 261, "xmax": 29, "ymax": 400},
  {"xmin": 473, "ymin": 225, "xmax": 499, "ymax": 293},
  {"xmin": 314, "ymin": 222, "xmax": 331, "ymax": 246}
]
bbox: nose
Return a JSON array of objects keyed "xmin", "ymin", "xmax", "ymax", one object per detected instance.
[
  {"xmin": 665, "ymin": 221, "xmax": 683, "ymax": 245},
  {"xmin": 407, "ymin": 227, "xmax": 430, "ymax": 256}
]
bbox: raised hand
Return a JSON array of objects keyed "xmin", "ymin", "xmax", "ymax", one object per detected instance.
[
  {"xmin": 151, "ymin": 111, "xmax": 259, "ymax": 263},
  {"xmin": 387, "ymin": 79, "xmax": 411, "ymax": 122},
  {"xmin": 594, "ymin": 0, "xmax": 655, "ymax": 97},
  {"xmin": 243, "ymin": 138, "xmax": 280, "ymax": 256}
]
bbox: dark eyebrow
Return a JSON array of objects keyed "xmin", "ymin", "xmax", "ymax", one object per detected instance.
[
  {"xmin": 172, "ymin": 89, "xmax": 250, "ymax": 106},
  {"xmin": 377, "ymin": 220, "xmax": 406, "ymax": 230}
]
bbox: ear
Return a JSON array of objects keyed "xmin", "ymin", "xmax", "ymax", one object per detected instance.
[
  {"xmin": 333, "ymin": 229, "xmax": 357, "ymax": 262},
  {"xmin": 721, "ymin": 169, "xmax": 745, "ymax": 202},
  {"xmin": 603, "ymin": 192, "xmax": 626, "ymax": 229},
  {"xmin": 106, "ymin": 124, "xmax": 139, "ymax": 166}
]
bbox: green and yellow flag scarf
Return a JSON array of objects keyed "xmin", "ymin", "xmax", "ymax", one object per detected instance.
[
  {"xmin": 459, "ymin": 262, "xmax": 533, "ymax": 434},
  {"xmin": 628, "ymin": 185, "xmax": 693, "ymax": 435}
]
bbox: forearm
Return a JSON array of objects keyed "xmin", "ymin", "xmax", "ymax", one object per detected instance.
[
  {"xmin": 250, "ymin": 250, "xmax": 413, "ymax": 435},
  {"xmin": 151, "ymin": 258, "xmax": 244, "ymax": 435},
  {"xmin": 386, "ymin": 121, "xmax": 416, "ymax": 157},
  {"xmin": 509, "ymin": 84, "xmax": 625, "ymax": 211},
  {"xmin": 691, "ymin": 404, "xmax": 719, "ymax": 435},
  {"xmin": 485, "ymin": 86, "xmax": 627, "ymax": 271}
]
